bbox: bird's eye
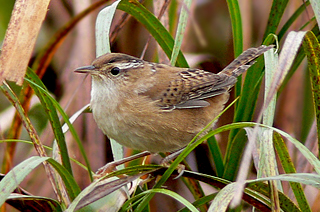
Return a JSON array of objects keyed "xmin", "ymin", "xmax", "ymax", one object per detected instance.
[{"xmin": 110, "ymin": 67, "xmax": 120, "ymax": 76}]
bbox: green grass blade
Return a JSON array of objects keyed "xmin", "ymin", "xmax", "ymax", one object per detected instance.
[
  {"xmin": 170, "ymin": 0, "xmax": 191, "ymax": 65},
  {"xmin": 214, "ymin": 119, "xmax": 319, "ymax": 210},
  {"xmin": 246, "ymin": 181, "xmax": 301, "ymax": 212},
  {"xmin": 264, "ymin": 123, "xmax": 320, "ymax": 174},
  {"xmin": 179, "ymin": 170, "xmax": 300, "ymax": 212},
  {"xmin": 232, "ymin": 32, "xmax": 306, "ymax": 207},
  {"xmin": 207, "ymin": 135, "xmax": 224, "ymax": 177},
  {"xmin": 0, "ymin": 156, "xmax": 81, "ymax": 207},
  {"xmin": 248, "ymin": 173, "xmax": 320, "ymax": 189},
  {"xmin": 226, "ymin": 0, "xmax": 243, "ymax": 57},
  {"xmin": 261, "ymin": 47, "xmax": 282, "ymax": 209},
  {"xmin": 225, "ymin": 31, "xmax": 307, "ymax": 181},
  {"xmin": 300, "ymin": 68, "xmax": 314, "ymax": 143},
  {"xmin": 0, "ymin": 82, "xmax": 63, "ymax": 201},
  {"xmin": 273, "ymin": 132, "xmax": 311, "ymax": 212},
  {"xmin": 117, "ymin": 0, "xmax": 188, "ymax": 67},
  {"xmin": 278, "ymin": 1, "xmax": 310, "ymax": 41},
  {"xmin": 263, "ymin": 45, "xmax": 278, "ymax": 125},
  {"xmin": 310, "ymin": 0, "xmax": 320, "ymax": 28},
  {"xmin": 46, "ymin": 158, "xmax": 82, "ymax": 201},
  {"xmin": 0, "ymin": 156, "xmax": 80, "ymax": 206},
  {"xmin": 208, "ymin": 183, "xmax": 235, "ymax": 212},
  {"xmin": 68, "ymin": 167, "xmax": 160, "ymax": 211},
  {"xmin": 178, "ymin": 194, "xmax": 217, "ymax": 212},
  {"xmin": 180, "ymin": 176, "xmax": 207, "ymax": 212},
  {"xmin": 134, "ymin": 120, "xmax": 319, "ymax": 211},
  {"xmin": 225, "ymin": 46, "xmax": 275, "ymax": 182},
  {"xmin": 303, "ymin": 31, "xmax": 320, "ymax": 158},
  {"xmin": 223, "ymin": 65, "xmax": 264, "ymax": 181},
  {"xmin": 263, "ymin": 0, "xmax": 289, "ymax": 40},
  {"xmin": 122, "ymin": 189, "xmax": 198, "ymax": 212},
  {"xmin": 95, "ymin": 0, "xmax": 121, "ymax": 57},
  {"xmin": 226, "ymin": 0, "xmax": 243, "ymax": 103},
  {"xmin": 1, "ymin": 139, "xmax": 52, "ymax": 150},
  {"xmin": 1, "ymin": 138, "xmax": 91, "ymax": 172},
  {"xmin": 6, "ymin": 195, "xmax": 63, "ymax": 212},
  {"xmin": 25, "ymin": 68, "xmax": 73, "ymax": 175},
  {"xmin": 224, "ymin": 0, "xmax": 292, "ymax": 178},
  {"xmin": 24, "ymin": 74, "xmax": 93, "ymax": 181},
  {"xmin": 0, "ymin": 157, "xmax": 50, "ymax": 207},
  {"xmin": 278, "ymin": 25, "xmax": 320, "ymax": 95},
  {"xmin": 209, "ymin": 173, "xmax": 305, "ymax": 212}
]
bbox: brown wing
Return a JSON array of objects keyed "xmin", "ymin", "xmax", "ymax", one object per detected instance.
[
  {"xmin": 147, "ymin": 45, "xmax": 273, "ymax": 109},
  {"xmin": 156, "ymin": 68, "xmax": 237, "ymax": 109}
]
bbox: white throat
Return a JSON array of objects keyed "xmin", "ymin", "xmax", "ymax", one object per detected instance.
[{"xmin": 90, "ymin": 76, "xmax": 119, "ymax": 112}]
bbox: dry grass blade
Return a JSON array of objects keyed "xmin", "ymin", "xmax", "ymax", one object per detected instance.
[
  {"xmin": 231, "ymin": 32, "xmax": 307, "ymax": 208},
  {"xmin": 0, "ymin": 0, "xmax": 50, "ymax": 85},
  {"xmin": 0, "ymin": 82, "xmax": 61, "ymax": 202}
]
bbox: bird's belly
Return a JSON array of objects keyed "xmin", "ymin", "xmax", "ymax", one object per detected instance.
[
  {"xmin": 91, "ymin": 92, "xmax": 229, "ymax": 153},
  {"xmin": 91, "ymin": 100, "xmax": 195, "ymax": 152},
  {"xmin": 92, "ymin": 110, "xmax": 191, "ymax": 152}
]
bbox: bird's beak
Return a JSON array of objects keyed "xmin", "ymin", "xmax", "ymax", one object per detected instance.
[{"xmin": 74, "ymin": 65, "xmax": 96, "ymax": 74}]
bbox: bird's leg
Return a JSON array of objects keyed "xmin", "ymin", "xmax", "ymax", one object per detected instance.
[
  {"xmin": 160, "ymin": 148, "xmax": 186, "ymax": 179},
  {"xmin": 94, "ymin": 151, "xmax": 152, "ymax": 179},
  {"xmin": 160, "ymin": 148, "xmax": 185, "ymax": 164}
]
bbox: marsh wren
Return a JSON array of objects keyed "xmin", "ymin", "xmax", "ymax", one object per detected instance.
[{"xmin": 75, "ymin": 45, "xmax": 272, "ymax": 153}]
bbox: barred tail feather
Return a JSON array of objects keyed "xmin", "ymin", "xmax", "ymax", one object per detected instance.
[{"xmin": 220, "ymin": 45, "xmax": 274, "ymax": 76}]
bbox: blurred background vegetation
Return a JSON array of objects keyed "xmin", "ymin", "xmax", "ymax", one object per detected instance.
[{"xmin": 0, "ymin": 0, "xmax": 319, "ymax": 211}]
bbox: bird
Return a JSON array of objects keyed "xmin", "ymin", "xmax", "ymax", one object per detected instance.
[{"xmin": 75, "ymin": 45, "xmax": 273, "ymax": 153}]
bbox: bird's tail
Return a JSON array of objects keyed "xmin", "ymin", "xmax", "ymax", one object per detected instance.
[{"xmin": 220, "ymin": 45, "xmax": 274, "ymax": 77}]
